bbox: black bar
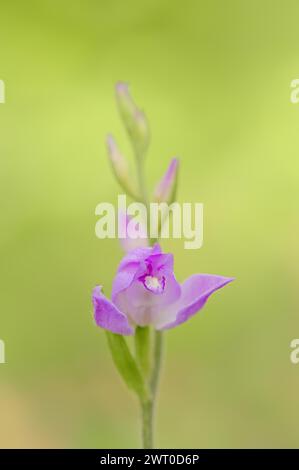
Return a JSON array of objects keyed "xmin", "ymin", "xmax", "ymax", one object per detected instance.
[{"xmin": 0, "ymin": 449, "xmax": 297, "ymax": 466}]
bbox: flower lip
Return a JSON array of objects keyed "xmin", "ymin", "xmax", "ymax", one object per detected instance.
[
  {"xmin": 137, "ymin": 253, "xmax": 167, "ymax": 295},
  {"xmin": 138, "ymin": 257, "xmax": 166, "ymax": 294},
  {"xmin": 140, "ymin": 274, "xmax": 166, "ymax": 294}
]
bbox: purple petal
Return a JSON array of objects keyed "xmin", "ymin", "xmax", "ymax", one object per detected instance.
[
  {"xmin": 111, "ymin": 244, "xmax": 162, "ymax": 302},
  {"xmin": 114, "ymin": 272, "xmax": 181, "ymax": 327},
  {"xmin": 145, "ymin": 252, "xmax": 174, "ymax": 275},
  {"xmin": 155, "ymin": 274, "xmax": 234, "ymax": 330},
  {"xmin": 92, "ymin": 286, "xmax": 134, "ymax": 335},
  {"xmin": 118, "ymin": 243, "xmax": 161, "ymax": 270},
  {"xmin": 111, "ymin": 244, "xmax": 181, "ymax": 326}
]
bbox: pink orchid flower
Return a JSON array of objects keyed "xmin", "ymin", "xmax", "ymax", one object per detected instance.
[{"xmin": 92, "ymin": 243, "xmax": 233, "ymax": 335}]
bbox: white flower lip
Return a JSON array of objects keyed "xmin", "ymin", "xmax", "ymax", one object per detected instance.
[{"xmin": 144, "ymin": 275, "xmax": 165, "ymax": 294}]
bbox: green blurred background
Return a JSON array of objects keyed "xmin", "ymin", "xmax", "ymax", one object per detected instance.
[{"xmin": 1, "ymin": 0, "xmax": 299, "ymax": 448}]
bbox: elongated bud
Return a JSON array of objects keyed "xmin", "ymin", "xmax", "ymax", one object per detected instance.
[
  {"xmin": 153, "ymin": 158, "xmax": 179, "ymax": 203},
  {"xmin": 115, "ymin": 82, "xmax": 149, "ymax": 158},
  {"xmin": 106, "ymin": 134, "xmax": 139, "ymax": 199},
  {"xmin": 107, "ymin": 134, "xmax": 127, "ymax": 175},
  {"xmin": 118, "ymin": 211, "xmax": 148, "ymax": 253}
]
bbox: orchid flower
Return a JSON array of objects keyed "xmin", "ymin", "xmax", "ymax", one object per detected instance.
[
  {"xmin": 92, "ymin": 82, "xmax": 234, "ymax": 449},
  {"xmin": 93, "ymin": 243, "xmax": 232, "ymax": 334}
]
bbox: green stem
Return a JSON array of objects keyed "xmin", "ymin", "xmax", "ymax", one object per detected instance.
[
  {"xmin": 135, "ymin": 326, "xmax": 151, "ymax": 378},
  {"xmin": 140, "ymin": 330, "xmax": 164, "ymax": 449},
  {"xmin": 141, "ymin": 399, "xmax": 154, "ymax": 449},
  {"xmin": 150, "ymin": 331, "xmax": 164, "ymax": 397},
  {"xmin": 135, "ymin": 152, "xmax": 164, "ymax": 449}
]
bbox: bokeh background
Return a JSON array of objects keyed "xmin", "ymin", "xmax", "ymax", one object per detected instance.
[{"xmin": 1, "ymin": 0, "xmax": 299, "ymax": 448}]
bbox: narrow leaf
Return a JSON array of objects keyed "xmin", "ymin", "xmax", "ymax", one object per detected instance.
[{"xmin": 106, "ymin": 332, "xmax": 149, "ymax": 402}]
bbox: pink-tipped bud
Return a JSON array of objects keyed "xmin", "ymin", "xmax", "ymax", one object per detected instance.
[
  {"xmin": 153, "ymin": 158, "xmax": 179, "ymax": 203},
  {"xmin": 118, "ymin": 211, "xmax": 148, "ymax": 253},
  {"xmin": 115, "ymin": 82, "xmax": 131, "ymax": 105},
  {"xmin": 115, "ymin": 81, "xmax": 149, "ymax": 157},
  {"xmin": 106, "ymin": 134, "xmax": 127, "ymax": 177},
  {"xmin": 106, "ymin": 134, "xmax": 139, "ymax": 198}
]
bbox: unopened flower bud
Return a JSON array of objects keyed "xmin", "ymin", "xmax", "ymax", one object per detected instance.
[
  {"xmin": 115, "ymin": 82, "xmax": 150, "ymax": 158},
  {"xmin": 153, "ymin": 158, "xmax": 179, "ymax": 203},
  {"xmin": 118, "ymin": 211, "xmax": 148, "ymax": 253},
  {"xmin": 106, "ymin": 134, "xmax": 139, "ymax": 199}
]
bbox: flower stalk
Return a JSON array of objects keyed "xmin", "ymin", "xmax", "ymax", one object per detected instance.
[
  {"xmin": 136, "ymin": 329, "xmax": 164, "ymax": 448},
  {"xmin": 130, "ymin": 99, "xmax": 162, "ymax": 447},
  {"xmin": 92, "ymin": 82, "xmax": 234, "ymax": 449},
  {"xmin": 141, "ymin": 399, "xmax": 154, "ymax": 449},
  {"xmin": 142, "ymin": 330, "xmax": 164, "ymax": 449}
]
